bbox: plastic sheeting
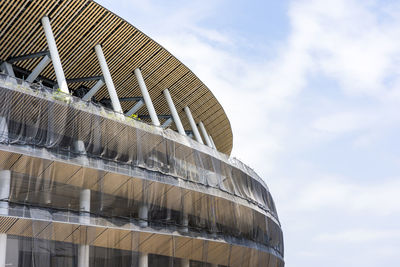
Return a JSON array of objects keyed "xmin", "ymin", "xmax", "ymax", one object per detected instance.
[
  {"xmin": 2, "ymin": 226, "xmax": 284, "ymax": 267},
  {"xmin": 0, "ymin": 74, "xmax": 284, "ymax": 263}
]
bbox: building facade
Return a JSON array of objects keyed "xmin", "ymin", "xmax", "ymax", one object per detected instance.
[{"xmin": 0, "ymin": 1, "xmax": 284, "ymax": 266}]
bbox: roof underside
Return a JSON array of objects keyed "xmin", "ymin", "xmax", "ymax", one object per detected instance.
[{"xmin": 0, "ymin": 0, "xmax": 233, "ymax": 155}]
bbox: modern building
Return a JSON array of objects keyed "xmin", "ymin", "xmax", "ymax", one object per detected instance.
[{"xmin": 0, "ymin": 1, "xmax": 284, "ymax": 266}]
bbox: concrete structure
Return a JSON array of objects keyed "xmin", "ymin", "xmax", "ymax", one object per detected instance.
[{"xmin": 0, "ymin": 1, "xmax": 283, "ymax": 267}]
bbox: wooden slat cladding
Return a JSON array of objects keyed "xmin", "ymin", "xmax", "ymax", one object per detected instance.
[{"xmin": 0, "ymin": 0, "xmax": 233, "ymax": 154}]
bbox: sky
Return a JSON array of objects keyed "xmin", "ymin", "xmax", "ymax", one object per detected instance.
[{"xmin": 97, "ymin": 0, "xmax": 400, "ymax": 266}]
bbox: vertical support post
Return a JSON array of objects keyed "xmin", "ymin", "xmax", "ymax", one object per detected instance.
[
  {"xmin": 82, "ymin": 79, "xmax": 104, "ymax": 101},
  {"xmin": 26, "ymin": 55, "xmax": 51, "ymax": 83},
  {"xmin": 139, "ymin": 180, "xmax": 149, "ymax": 228},
  {"xmin": 163, "ymin": 89, "xmax": 186, "ymax": 135},
  {"xmin": 78, "ymin": 189, "xmax": 90, "ymax": 267},
  {"xmin": 0, "ymin": 117, "xmax": 8, "ymax": 143},
  {"xmin": 181, "ymin": 189, "xmax": 188, "ymax": 233},
  {"xmin": 125, "ymin": 99, "xmax": 144, "ymax": 117},
  {"xmin": 41, "ymin": 17, "xmax": 69, "ymax": 94},
  {"xmin": 138, "ymin": 204, "xmax": 148, "ymax": 228},
  {"xmin": 181, "ymin": 258, "xmax": 190, "ymax": 267},
  {"xmin": 198, "ymin": 122, "xmax": 212, "ymax": 148},
  {"xmin": 0, "ymin": 170, "xmax": 10, "ymax": 215},
  {"xmin": 184, "ymin": 106, "xmax": 203, "ymax": 144},
  {"xmin": 73, "ymin": 140, "xmax": 86, "ymax": 156},
  {"xmin": 0, "ymin": 170, "xmax": 10, "ymax": 267},
  {"xmin": 134, "ymin": 68, "xmax": 160, "ymax": 126},
  {"xmin": 94, "ymin": 44, "xmax": 123, "ymax": 114},
  {"xmin": 79, "ymin": 189, "xmax": 91, "ymax": 224},
  {"xmin": 0, "ymin": 234, "xmax": 5, "ymax": 267},
  {"xmin": 138, "ymin": 252, "xmax": 148, "ymax": 267}
]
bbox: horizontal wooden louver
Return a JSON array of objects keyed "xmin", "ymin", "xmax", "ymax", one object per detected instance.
[{"xmin": 0, "ymin": 0, "xmax": 233, "ymax": 155}]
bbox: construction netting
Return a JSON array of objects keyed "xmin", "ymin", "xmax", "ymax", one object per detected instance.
[{"xmin": 0, "ymin": 74, "xmax": 284, "ymax": 263}]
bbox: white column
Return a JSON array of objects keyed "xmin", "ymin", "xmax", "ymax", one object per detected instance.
[
  {"xmin": 73, "ymin": 140, "xmax": 86, "ymax": 155},
  {"xmin": 184, "ymin": 106, "xmax": 203, "ymax": 144},
  {"xmin": 94, "ymin": 44, "xmax": 123, "ymax": 114},
  {"xmin": 125, "ymin": 99, "xmax": 144, "ymax": 117},
  {"xmin": 78, "ymin": 244, "xmax": 89, "ymax": 267},
  {"xmin": 26, "ymin": 55, "xmax": 51, "ymax": 83},
  {"xmin": 181, "ymin": 191, "xmax": 188, "ymax": 233},
  {"xmin": 41, "ymin": 17, "xmax": 69, "ymax": 94},
  {"xmin": 181, "ymin": 212, "xmax": 189, "ymax": 233},
  {"xmin": 82, "ymin": 79, "xmax": 104, "ymax": 101},
  {"xmin": 0, "ymin": 170, "xmax": 10, "ymax": 267},
  {"xmin": 138, "ymin": 204, "xmax": 148, "ymax": 228},
  {"xmin": 198, "ymin": 122, "xmax": 212, "ymax": 148},
  {"xmin": 134, "ymin": 68, "xmax": 160, "ymax": 126},
  {"xmin": 209, "ymin": 135, "xmax": 216, "ymax": 149},
  {"xmin": 0, "ymin": 117, "xmax": 8, "ymax": 143},
  {"xmin": 181, "ymin": 258, "xmax": 190, "ymax": 267},
  {"xmin": 78, "ymin": 189, "xmax": 90, "ymax": 267},
  {"xmin": 163, "ymin": 89, "xmax": 186, "ymax": 135},
  {"xmin": 0, "ymin": 170, "xmax": 10, "ymax": 215},
  {"xmin": 79, "ymin": 189, "xmax": 91, "ymax": 224},
  {"xmin": 139, "ymin": 252, "xmax": 148, "ymax": 267},
  {"xmin": 0, "ymin": 234, "xmax": 6, "ymax": 267}
]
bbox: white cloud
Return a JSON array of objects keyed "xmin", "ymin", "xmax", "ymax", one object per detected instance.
[
  {"xmin": 287, "ymin": 177, "xmax": 400, "ymax": 215},
  {"xmin": 315, "ymin": 229, "xmax": 400, "ymax": 243},
  {"xmin": 97, "ymin": 0, "xmax": 400, "ymax": 266}
]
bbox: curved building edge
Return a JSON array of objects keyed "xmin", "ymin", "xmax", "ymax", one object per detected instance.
[{"xmin": 0, "ymin": 1, "xmax": 284, "ymax": 266}]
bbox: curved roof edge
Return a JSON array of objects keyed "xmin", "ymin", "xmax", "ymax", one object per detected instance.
[{"xmin": 0, "ymin": 0, "xmax": 233, "ymax": 154}]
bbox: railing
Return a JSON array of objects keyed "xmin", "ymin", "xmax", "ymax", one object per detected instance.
[{"xmin": 0, "ymin": 74, "xmax": 278, "ymax": 216}]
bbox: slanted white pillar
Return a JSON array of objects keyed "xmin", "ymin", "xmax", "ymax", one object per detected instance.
[
  {"xmin": 0, "ymin": 62, "xmax": 15, "ymax": 77},
  {"xmin": 78, "ymin": 189, "xmax": 90, "ymax": 267},
  {"xmin": 82, "ymin": 79, "xmax": 104, "ymax": 101},
  {"xmin": 0, "ymin": 170, "xmax": 10, "ymax": 267},
  {"xmin": 198, "ymin": 122, "xmax": 212, "ymax": 148},
  {"xmin": 161, "ymin": 117, "xmax": 173, "ymax": 128},
  {"xmin": 26, "ymin": 55, "xmax": 51, "ymax": 83},
  {"xmin": 94, "ymin": 44, "xmax": 123, "ymax": 114},
  {"xmin": 139, "ymin": 252, "xmax": 148, "ymax": 267},
  {"xmin": 126, "ymin": 99, "xmax": 144, "ymax": 117},
  {"xmin": 182, "ymin": 258, "xmax": 190, "ymax": 267},
  {"xmin": 134, "ymin": 68, "xmax": 160, "ymax": 126},
  {"xmin": 41, "ymin": 17, "xmax": 69, "ymax": 94},
  {"xmin": 163, "ymin": 89, "xmax": 186, "ymax": 135},
  {"xmin": 209, "ymin": 135, "xmax": 216, "ymax": 149},
  {"xmin": 184, "ymin": 106, "xmax": 203, "ymax": 144}
]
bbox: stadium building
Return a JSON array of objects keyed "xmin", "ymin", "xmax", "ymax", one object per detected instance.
[{"xmin": 0, "ymin": 1, "xmax": 284, "ymax": 266}]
